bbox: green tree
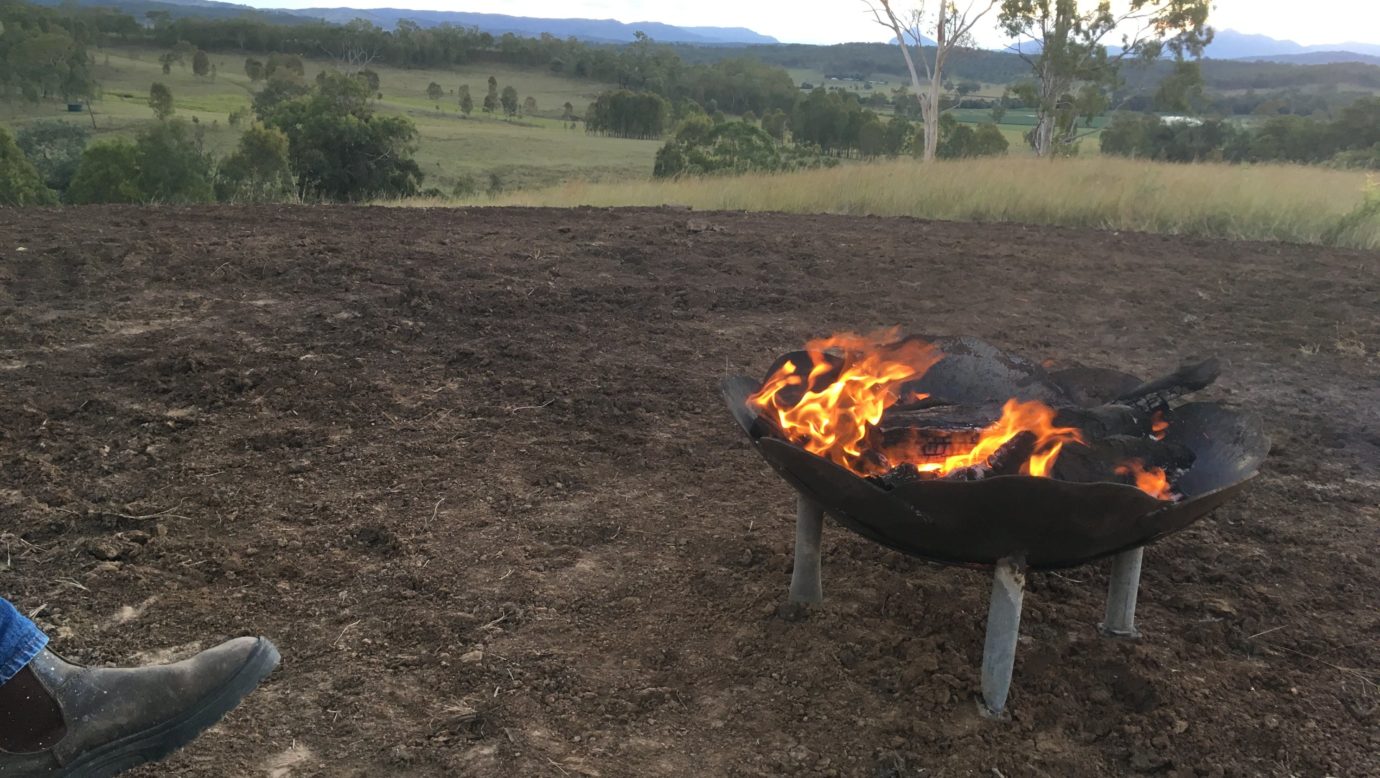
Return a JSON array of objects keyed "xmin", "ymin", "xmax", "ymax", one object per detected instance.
[
  {"xmin": 935, "ymin": 116, "xmax": 1010, "ymax": 159},
  {"xmin": 998, "ymin": 0, "xmax": 1212, "ymax": 156},
  {"xmin": 192, "ymin": 49, "xmax": 210, "ymax": 78},
  {"xmin": 762, "ymin": 109, "xmax": 788, "ymax": 142},
  {"xmin": 262, "ymin": 71, "xmax": 422, "ymax": 201},
  {"xmin": 858, "ymin": 115, "xmax": 886, "ymax": 158},
  {"xmin": 252, "ymin": 71, "xmax": 309, "ymax": 117},
  {"xmin": 654, "ymin": 119, "xmax": 831, "ymax": 178},
  {"xmin": 66, "ymin": 141, "xmax": 143, "ymax": 204},
  {"xmin": 523, "ymin": 95, "xmax": 537, "ymax": 116},
  {"xmin": 482, "ymin": 76, "xmax": 500, "ymax": 114},
  {"xmin": 357, "ymin": 69, "xmax": 381, "ymax": 94},
  {"xmin": 883, "ymin": 114, "xmax": 912, "ymax": 156},
  {"xmin": 245, "ymin": 58, "xmax": 266, "ymax": 82},
  {"xmin": 426, "ymin": 81, "xmax": 443, "ymax": 101},
  {"xmin": 16, "ymin": 121, "xmax": 89, "ymax": 194},
  {"xmin": 562, "ymin": 101, "xmax": 576, "ymax": 127},
  {"xmin": 991, "ymin": 91, "xmax": 1009, "ymax": 123},
  {"xmin": 215, "ymin": 124, "xmax": 294, "ymax": 202},
  {"xmin": 132, "ymin": 119, "xmax": 214, "ymax": 203},
  {"xmin": 266, "ymin": 53, "xmax": 305, "ymax": 79},
  {"xmin": 0, "ymin": 126, "xmax": 58, "ymax": 206},
  {"xmin": 872, "ymin": 0, "xmax": 1003, "ymax": 161},
  {"xmin": 148, "ymin": 82, "xmax": 174, "ymax": 120},
  {"xmin": 500, "ymin": 85, "xmax": 519, "ymax": 118},
  {"xmin": 585, "ymin": 90, "xmax": 671, "ymax": 139},
  {"xmin": 5, "ymin": 26, "xmax": 94, "ymax": 102},
  {"xmin": 172, "ymin": 41, "xmax": 196, "ymax": 68},
  {"xmin": 459, "ymin": 84, "xmax": 474, "ymax": 115}
]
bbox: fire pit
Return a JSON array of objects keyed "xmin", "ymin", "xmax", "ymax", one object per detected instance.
[{"xmin": 722, "ymin": 332, "xmax": 1268, "ymax": 716}]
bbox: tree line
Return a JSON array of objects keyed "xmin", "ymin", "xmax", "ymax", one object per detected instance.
[
  {"xmin": 0, "ymin": 0, "xmax": 99, "ymax": 102},
  {"xmin": 1099, "ymin": 97, "xmax": 1380, "ymax": 168},
  {"xmin": 650, "ymin": 88, "xmax": 1009, "ymax": 179}
]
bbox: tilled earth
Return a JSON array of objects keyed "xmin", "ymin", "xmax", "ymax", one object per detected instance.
[{"xmin": 1, "ymin": 206, "xmax": 1378, "ymax": 777}]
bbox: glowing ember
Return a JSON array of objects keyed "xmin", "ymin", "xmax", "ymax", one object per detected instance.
[
  {"xmin": 749, "ymin": 331, "xmax": 1083, "ymax": 478},
  {"xmin": 1116, "ymin": 460, "xmax": 1176, "ymax": 501},
  {"xmin": 1151, "ymin": 410, "xmax": 1169, "ymax": 441}
]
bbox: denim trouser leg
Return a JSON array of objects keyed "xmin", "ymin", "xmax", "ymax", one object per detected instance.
[{"xmin": 0, "ymin": 597, "xmax": 48, "ymax": 685}]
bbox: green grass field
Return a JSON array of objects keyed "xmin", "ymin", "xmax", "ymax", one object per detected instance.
[
  {"xmin": 2, "ymin": 45, "xmax": 1117, "ymax": 192},
  {"xmin": 0, "ymin": 46, "xmax": 661, "ymax": 192}
]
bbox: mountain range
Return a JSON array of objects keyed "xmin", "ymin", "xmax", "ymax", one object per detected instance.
[
  {"xmin": 21, "ymin": 0, "xmax": 1380, "ymax": 63},
  {"xmin": 1204, "ymin": 29, "xmax": 1380, "ymax": 64},
  {"xmin": 290, "ymin": 8, "xmax": 778, "ymax": 44}
]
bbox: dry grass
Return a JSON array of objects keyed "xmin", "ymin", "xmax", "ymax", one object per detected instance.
[{"xmin": 407, "ymin": 157, "xmax": 1380, "ymax": 250}]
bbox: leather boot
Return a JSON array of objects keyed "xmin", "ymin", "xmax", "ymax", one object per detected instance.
[{"xmin": 0, "ymin": 637, "xmax": 279, "ymax": 777}]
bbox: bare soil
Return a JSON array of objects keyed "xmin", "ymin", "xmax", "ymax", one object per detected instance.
[{"xmin": 1, "ymin": 206, "xmax": 1378, "ymax": 778}]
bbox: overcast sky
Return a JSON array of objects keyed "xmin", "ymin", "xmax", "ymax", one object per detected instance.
[{"xmin": 242, "ymin": 0, "xmax": 1379, "ymax": 47}]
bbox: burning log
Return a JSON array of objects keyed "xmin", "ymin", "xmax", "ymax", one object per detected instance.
[
  {"xmin": 942, "ymin": 431, "xmax": 1040, "ymax": 481},
  {"xmin": 1051, "ymin": 435, "xmax": 1195, "ymax": 486},
  {"xmin": 875, "ymin": 430, "xmax": 1040, "ymax": 487}
]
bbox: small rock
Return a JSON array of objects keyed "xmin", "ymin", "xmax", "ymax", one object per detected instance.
[
  {"xmin": 459, "ymin": 650, "xmax": 484, "ymax": 664},
  {"xmin": 88, "ymin": 540, "xmax": 127, "ymax": 561},
  {"xmin": 86, "ymin": 561, "xmax": 123, "ymax": 577},
  {"xmin": 1129, "ymin": 749, "xmax": 1170, "ymax": 772},
  {"xmin": 1201, "ymin": 597, "xmax": 1237, "ymax": 617}
]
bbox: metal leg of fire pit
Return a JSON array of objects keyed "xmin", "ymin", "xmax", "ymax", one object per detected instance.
[
  {"xmin": 789, "ymin": 494, "xmax": 825, "ymax": 604},
  {"xmin": 1100, "ymin": 547, "xmax": 1145, "ymax": 639},
  {"xmin": 980, "ymin": 555, "xmax": 1027, "ymax": 718}
]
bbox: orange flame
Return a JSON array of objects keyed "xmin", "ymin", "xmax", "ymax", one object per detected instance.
[
  {"xmin": 1151, "ymin": 410, "xmax": 1169, "ymax": 441},
  {"xmin": 749, "ymin": 330, "xmax": 942, "ymax": 473},
  {"xmin": 891, "ymin": 399, "xmax": 1084, "ymax": 478},
  {"xmin": 1115, "ymin": 459, "xmax": 1175, "ymax": 501},
  {"xmin": 749, "ymin": 331, "xmax": 1083, "ymax": 478}
]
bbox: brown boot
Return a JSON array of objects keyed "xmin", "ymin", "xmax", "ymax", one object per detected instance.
[{"xmin": 0, "ymin": 637, "xmax": 279, "ymax": 777}]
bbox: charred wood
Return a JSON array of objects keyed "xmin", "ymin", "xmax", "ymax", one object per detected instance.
[
  {"xmin": 1116, "ymin": 358, "xmax": 1220, "ymax": 413},
  {"xmin": 1051, "ymin": 436, "xmax": 1195, "ymax": 485}
]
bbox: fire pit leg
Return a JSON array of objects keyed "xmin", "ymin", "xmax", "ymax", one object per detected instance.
[
  {"xmin": 1099, "ymin": 547, "xmax": 1144, "ymax": 639},
  {"xmin": 789, "ymin": 494, "xmax": 825, "ymax": 604},
  {"xmin": 980, "ymin": 555, "xmax": 1027, "ymax": 718}
]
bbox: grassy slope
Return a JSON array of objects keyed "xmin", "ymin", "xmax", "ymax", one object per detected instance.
[
  {"xmin": 430, "ymin": 156, "xmax": 1379, "ymax": 250},
  {"xmin": 0, "ymin": 46, "xmax": 662, "ymax": 192}
]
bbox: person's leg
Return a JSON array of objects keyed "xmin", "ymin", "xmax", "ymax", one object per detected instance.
[
  {"xmin": 0, "ymin": 594, "xmax": 279, "ymax": 777},
  {"xmin": 0, "ymin": 597, "xmax": 48, "ymax": 685},
  {"xmin": 0, "ymin": 598, "xmax": 65, "ymax": 753}
]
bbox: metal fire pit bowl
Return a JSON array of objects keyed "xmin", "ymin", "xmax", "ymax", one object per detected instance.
[{"xmin": 722, "ymin": 337, "xmax": 1268, "ymax": 716}]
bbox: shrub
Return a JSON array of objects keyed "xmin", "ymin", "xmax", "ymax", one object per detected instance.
[
  {"xmin": 216, "ymin": 124, "xmax": 295, "ymax": 202},
  {"xmin": 15, "ymin": 120, "xmax": 89, "ymax": 194},
  {"xmin": 0, "ymin": 126, "xmax": 58, "ymax": 206},
  {"xmin": 66, "ymin": 141, "xmax": 142, "ymax": 204}
]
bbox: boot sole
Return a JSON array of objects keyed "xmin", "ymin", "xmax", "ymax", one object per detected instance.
[{"xmin": 58, "ymin": 637, "xmax": 281, "ymax": 778}]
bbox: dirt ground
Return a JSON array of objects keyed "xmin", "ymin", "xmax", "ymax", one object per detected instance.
[{"xmin": 1, "ymin": 206, "xmax": 1377, "ymax": 777}]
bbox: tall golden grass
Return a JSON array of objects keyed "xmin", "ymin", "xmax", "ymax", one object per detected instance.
[{"xmin": 415, "ymin": 157, "xmax": 1380, "ymax": 251}]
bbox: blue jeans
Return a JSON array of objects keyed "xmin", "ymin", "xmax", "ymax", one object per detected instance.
[{"xmin": 0, "ymin": 598, "xmax": 48, "ymax": 685}]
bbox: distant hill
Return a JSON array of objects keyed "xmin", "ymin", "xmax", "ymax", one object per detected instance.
[
  {"xmin": 285, "ymin": 8, "xmax": 778, "ymax": 44},
  {"xmin": 28, "ymin": 0, "xmax": 307, "ymax": 23},
  {"xmin": 1236, "ymin": 51, "xmax": 1380, "ymax": 66},
  {"xmin": 1205, "ymin": 29, "xmax": 1380, "ymax": 65},
  {"xmin": 39, "ymin": 0, "xmax": 778, "ymax": 44}
]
